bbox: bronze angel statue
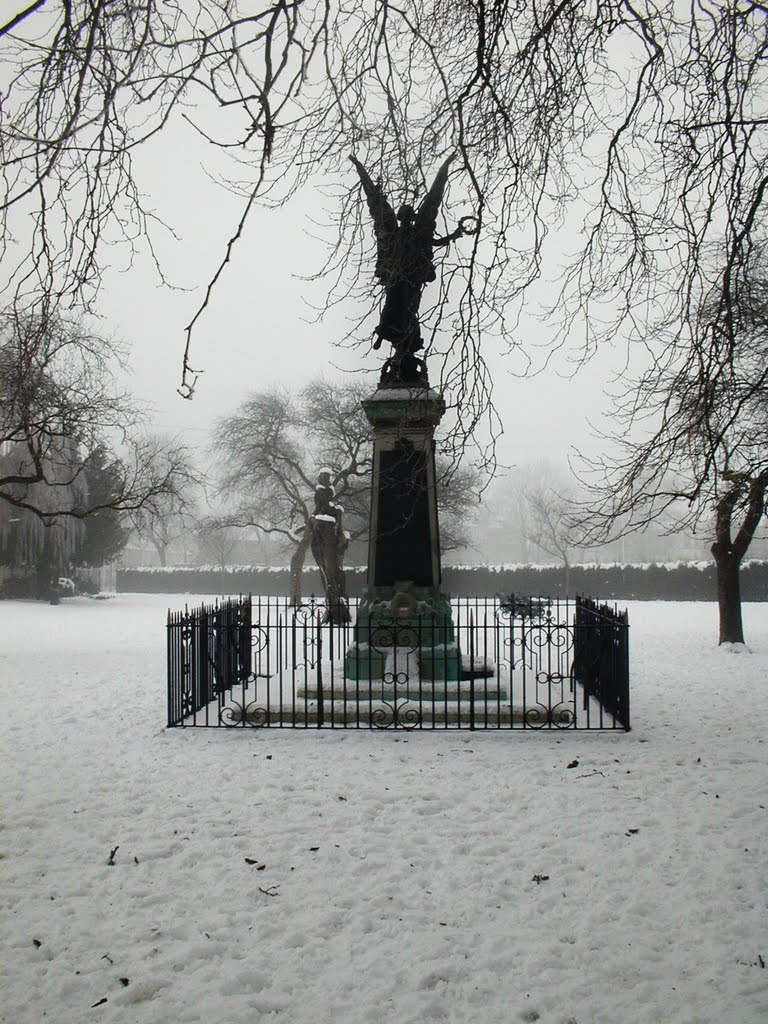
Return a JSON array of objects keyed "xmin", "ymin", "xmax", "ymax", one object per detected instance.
[{"xmin": 350, "ymin": 154, "xmax": 477, "ymax": 382}]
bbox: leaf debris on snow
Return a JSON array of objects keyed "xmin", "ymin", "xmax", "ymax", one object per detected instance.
[{"xmin": 3, "ymin": 596, "xmax": 767, "ymax": 1024}]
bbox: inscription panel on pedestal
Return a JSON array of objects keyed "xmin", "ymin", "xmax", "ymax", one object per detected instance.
[{"xmin": 374, "ymin": 439, "xmax": 435, "ymax": 587}]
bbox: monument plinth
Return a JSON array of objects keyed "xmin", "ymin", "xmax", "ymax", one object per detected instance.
[
  {"xmin": 345, "ymin": 384, "xmax": 461, "ymax": 682},
  {"xmin": 364, "ymin": 386, "xmax": 444, "ymax": 589}
]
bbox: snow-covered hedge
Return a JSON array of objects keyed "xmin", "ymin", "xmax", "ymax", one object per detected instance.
[
  {"xmin": 442, "ymin": 561, "xmax": 768, "ymax": 600},
  {"xmin": 116, "ymin": 561, "xmax": 768, "ymax": 599}
]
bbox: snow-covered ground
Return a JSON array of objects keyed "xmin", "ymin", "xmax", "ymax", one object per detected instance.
[{"xmin": 1, "ymin": 595, "xmax": 766, "ymax": 1024}]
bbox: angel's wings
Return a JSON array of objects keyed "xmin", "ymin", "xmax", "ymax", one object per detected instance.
[
  {"xmin": 414, "ymin": 155, "xmax": 455, "ymax": 239},
  {"xmin": 350, "ymin": 156, "xmax": 398, "ymax": 238}
]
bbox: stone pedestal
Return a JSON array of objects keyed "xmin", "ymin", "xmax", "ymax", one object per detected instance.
[{"xmin": 344, "ymin": 386, "xmax": 461, "ymax": 684}]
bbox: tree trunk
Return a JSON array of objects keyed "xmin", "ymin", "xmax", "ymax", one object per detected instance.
[
  {"xmin": 35, "ymin": 556, "xmax": 50, "ymax": 601},
  {"xmin": 36, "ymin": 526, "xmax": 58, "ymax": 602},
  {"xmin": 564, "ymin": 556, "xmax": 571, "ymax": 598},
  {"xmin": 710, "ymin": 473, "xmax": 768, "ymax": 645},
  {"xmin": 712, "ymin": 546, "xmax": 745, "ymax": 644},
  {"xmin": 289, "ymin": 529, "xmax": 311, "ymax": 606},
  {"xmin": 152, "ymin": 539, "xmax": 168, "ymax": 567}
]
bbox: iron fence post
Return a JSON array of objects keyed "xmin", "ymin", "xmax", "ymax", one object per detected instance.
[
  {"xmin": 469, "ymin": 609, "xmax": 475, "ymax": 731},
  {"xmin": 316, "ymin": 611, "xmax": 324, "ymax": 727}
]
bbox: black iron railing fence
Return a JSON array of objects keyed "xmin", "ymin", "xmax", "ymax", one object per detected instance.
[
  {"xmin": 167, "ymin": 594, "xmax": 630, "ymax": 731},
  {"xmin": 167, "ymin": 599, "xmax": 248, "ymax": 724},
  {"xmin": 573, "ymin": 597, "xmax": 630, "ymax": 729}
]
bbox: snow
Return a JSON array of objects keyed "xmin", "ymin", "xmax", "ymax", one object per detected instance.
[{"xmin": 1, "ymin": 595, "xmax": 767, "ymax": 1024}]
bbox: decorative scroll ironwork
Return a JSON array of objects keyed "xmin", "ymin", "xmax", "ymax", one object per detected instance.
[
  {"xmin": 523, "ymin": 699, "xmax": 576, "ymax": 729},
  {"xmin": 180, "ymin": 685, "xmax": 194, "ymax": 719},
  {"xmin": 292, "ymin": 598, "xmax": 325, "ymax": 671},
  {"xmin": 219, "ymin": 700, "xmax": 269, "ymax": 728},
  {"xmin": 371, "ymin": 699, "xmax": 422, "ymax": 729}
]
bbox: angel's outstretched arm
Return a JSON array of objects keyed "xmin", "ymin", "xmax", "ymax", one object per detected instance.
[{"xmin": 433, "ymin": 215, "xmax": 480, "ymax": 247}]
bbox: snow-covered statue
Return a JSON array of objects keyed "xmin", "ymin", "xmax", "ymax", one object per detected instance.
[
  {"xmin": 310, "ymin": 470, "xmax": 350, "ymax": 624},
  {"xmin": 350, "ymin": 154, "xmax": 478, "ymax": 384}
]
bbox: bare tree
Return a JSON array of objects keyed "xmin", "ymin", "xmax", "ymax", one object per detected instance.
[
  {"xmin": 523, "ymin": 475, "xmax": 580, "ymax": 594},
  {"xmin": 580, "ymin": 245, "xmax": 768, "ymax": 644},
  {"xmin": 127, "ymin": 439, "xmax": 202, "ymax": 566},
  {"xmin": 213, "ymin": 378, "xmax": 373, "ymax": 605},
  {"xmin": 436, "ymin": 461, "xmax": 482, "ymax": 557},
  {"xmin": 2, "ymin": 3, "xmax": 764, "ymax": 464},
  {"xmin": 194, "ymin": 516, "xmax": 240, "ymax": 573},
  {"xmin": 0, "ymin": 308, "xmax": 199, "ymax": 595},
  {"xmin": 213, "ymin": 376, "xmax": 481, "ymax": 603}
]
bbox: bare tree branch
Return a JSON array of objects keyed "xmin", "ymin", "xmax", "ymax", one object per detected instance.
[
  {"xmin": 0, "ymin": 1, "xmax": 49, "ymax": 39},
  {"xmin": 577, "ymin": 239, "xmax": 768, "ymax": 642},
  {"xmin": 0, "ymin": 1, "xmax": 765, "ymax": 468}
]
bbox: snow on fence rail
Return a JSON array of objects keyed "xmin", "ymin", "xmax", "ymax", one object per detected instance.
[{"xmin": 167, "ymin": 595, "xmax": 630, "ymax": 731}]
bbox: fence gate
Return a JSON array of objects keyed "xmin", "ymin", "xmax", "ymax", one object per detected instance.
[{"xmin": 167, "ymin": 595, "xmax": 630, "ymax": 731}]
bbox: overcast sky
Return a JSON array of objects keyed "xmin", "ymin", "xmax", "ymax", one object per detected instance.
[{"xmin": 96, "ymin": 124, "xmax": 625, "ymax": 478}]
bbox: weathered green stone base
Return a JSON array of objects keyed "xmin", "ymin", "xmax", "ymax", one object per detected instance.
[
  {"xmin": 343, "ymin": 645, "xmax": 464, "ymax": 683},
  {"xmin": 417, "ymin": 645, "xmax": 463, "ymax": 682},
  {"xmin": 344, "ymin": 583, "xmax": 463, "ymax": 682}
]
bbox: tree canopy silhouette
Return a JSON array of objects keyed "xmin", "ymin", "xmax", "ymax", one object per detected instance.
[{"xmin": 1, "ymin": 2, "xmax": 765, "ymax": 458}]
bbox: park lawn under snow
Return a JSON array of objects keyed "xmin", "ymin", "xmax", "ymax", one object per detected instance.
[{"xmin": 1, "ymin": 596, "xmax": 767, "ymax": 1024}]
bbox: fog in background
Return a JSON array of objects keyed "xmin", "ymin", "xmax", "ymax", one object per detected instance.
[{"xmin": 56, "ymin": 124, "xmax": 759, "ymax": 570}]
